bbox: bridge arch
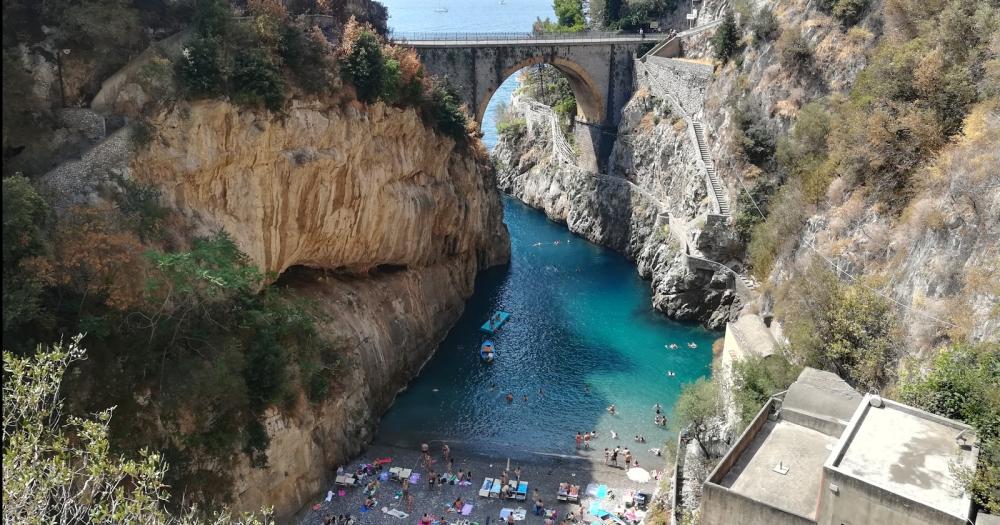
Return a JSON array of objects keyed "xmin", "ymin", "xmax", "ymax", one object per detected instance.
[{"xmin": 475, "ymin": 55, "xmax": 605, "ymax": 127}]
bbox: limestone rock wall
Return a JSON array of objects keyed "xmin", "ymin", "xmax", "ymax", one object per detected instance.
[
  {"xmin": 493, "ymin": 91, "xmax": 740, "ymax": 329},
  {"xmin": 135, "ymin": 99, "xmax": 509, "ymax": 276}
]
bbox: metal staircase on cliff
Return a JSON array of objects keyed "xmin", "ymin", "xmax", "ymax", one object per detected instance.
[{"xmin": 691, "ymin": 121, "xmax": 730, "ymax": 216}]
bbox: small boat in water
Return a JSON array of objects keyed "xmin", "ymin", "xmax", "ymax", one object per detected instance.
[
  {"xmin": 480, "ymin": 340, "xmax": 496, "ymax": 363},
  {"xmin": 480, "ymin": 311, "xmax": 511, "ymax": 334}
]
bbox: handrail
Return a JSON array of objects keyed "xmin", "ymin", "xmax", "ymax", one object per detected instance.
[{"xmin": 389, "ymin": 30, "xmax": 668, "ymax": 43}]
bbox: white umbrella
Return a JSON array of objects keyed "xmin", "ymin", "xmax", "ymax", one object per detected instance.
[{"xmin": 627, "ymin": 467, "xmax": 651, "ymax": 483}]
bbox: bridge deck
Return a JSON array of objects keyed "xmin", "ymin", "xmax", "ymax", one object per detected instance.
[{"xmin": 392, "ymin": 32, "xmax": 666, "ymax": 47}]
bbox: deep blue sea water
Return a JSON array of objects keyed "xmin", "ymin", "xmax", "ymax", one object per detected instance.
[
  {"xmin": 372, "ymin": 1, "xmax": 715, "ymax": 459},
  {"xmin": 382, "ymin": 0, "xmax": 555, "ymax": 148}
]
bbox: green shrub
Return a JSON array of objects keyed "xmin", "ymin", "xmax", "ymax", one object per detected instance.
[
  {"xmin": 750, "ymin": 7, "xmax": 780, "ymax": 44},
  {"xmin": 776, "ymin": 261, "xmax": 900, "ymax": 390},
  {"xmin": 177, "ymin": 37, "xmax": 226, "ymax": 99},
  {"xmin": 193, "ymin": 0, "xmax": 233, "ymax": 37},
  {"xmin": 711, "ymin": 11, "xmax": 742, "ymax": 63},
  {"xmin": 732, "ymin": 101, "xmax": 775, "ymax": 165},
  {"xmin": 734, "ymin": 181, "xmax": 773, "ymax": 243},
  {"xmin": 110, "ymin": 172, "xmax": 167, "ymax": 240},
  {"xmin": 426, "ymin": 83, "xmax": 468, "ymax": 142},
  {"xmin": 831, "ymin": 0, "xmax": 869, "ymax": 26},
  {"xmin": 497, "ymin": 118, "xmax": 527, "ymax": 138},
  {"xmin": 341, "ymin": 30, "xmax": 385, "ymax": 103},
  {"xmin": 280, "ymin": 24, "xmax": 333, "ymax": 94},
  {"xmin": 747, "ymin": 180, "xmax": 806, "ymax": 279},
  {"xmin": 231, "ymin": 50, "xmax": 286, "ymax": 111},
  {"xmin": 777, "ymin": 27, "xmax": 812, "ymax": 72},
  {"xmin": 898, "ymin": 342, "xmax": 1000, "ymax": 513},
  {"xmin": 733, "ymin": 354, "xmax": 801, "ymax": 430}
]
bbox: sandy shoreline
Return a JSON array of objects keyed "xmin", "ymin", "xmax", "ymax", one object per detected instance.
[{"xmin": 295, "ymin": 441, "xmax": 667, "ymax": 525}]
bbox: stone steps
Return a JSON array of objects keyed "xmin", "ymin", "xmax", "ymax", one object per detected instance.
[{"xmin": 691, "ymin": 121, "xmax": 729, "ymax": 215}]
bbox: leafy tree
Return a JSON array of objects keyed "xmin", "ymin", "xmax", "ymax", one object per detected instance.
[
  {"xmin": 711, "ymin": 11, "xmax": 741, "ymax": 63},
  {"xmin": 193, "ymin": 0, "xmax": 233, "ymax": 37},
  {"xmin": 341, "ymin": 30, "xmax": 385, "ymax": 103},
  {"xmin": 674, "ymin": 377, "xmax": 722, "ymax": 456},
  {"xmin": 553, "ymin": 0, "xmax": 585, "ymax": 28},
  {"xmin": 2, "ymin": 176, "xmax": 50, "ymax": 346},
  {"xmin": 2, "ymin": 338, "xmax": 274, "ymax": 524},
  {"xmin": 898, "ymin": 342, "xmax": 1000, "ymax": 513}
]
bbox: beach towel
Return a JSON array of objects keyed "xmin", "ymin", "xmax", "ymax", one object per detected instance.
[
  {"xmin": 409, "ymin": 473, "xmax": 421, "ymax": 483},
  {"xmin": 382, "ymin": 508, "xmax": 409, "ymax": 519},
  {"xmin": 462, "ymin": 504, "xmax": 473, "ymax": 516},
  {"xmin": 596, "ymin": 485, "xmax": 608, "ymax": 499},
  {"xmin": 338, "ymin": 490, "xmax": 346, "ymax": 497},
  {"xmin": 380, "ymin": 472, "xmax": 390, "ymax": 481},
  {"xmin": 588, "ymin": 502, "xmax": 608, "ymax": 518},
  {"xmin": 326, "ymin": 491, "xmax": 334, "ymax": 502}
]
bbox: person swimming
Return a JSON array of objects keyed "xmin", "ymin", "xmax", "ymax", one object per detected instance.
[
  {"xmin": 611, "ymin": 430, "xmax": 619, "ymax": 440},
  {"xmin": 506, "ymin": 392, "xmax": 514, "ymax": 403},
  {"xmin": 607, "ymin": 404, "xmax": 617, "ymax": 415}
]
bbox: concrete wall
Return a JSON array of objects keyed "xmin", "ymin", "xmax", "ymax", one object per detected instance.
[
  {"xmin": 701, "ymin": 483, "xmax": 816, "ymax": 525},
  {"xmin": 816, "ymin": 468, "xmax": 968, "ymax": 525},
  {"xmin": 780, "ymin": 408, "xmax": 848, "ymax": 439}
]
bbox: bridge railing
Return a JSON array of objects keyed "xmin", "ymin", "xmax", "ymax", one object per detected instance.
[{"xmin": 389, "ymin": 30, "xmax": 665, "ymax": 43}]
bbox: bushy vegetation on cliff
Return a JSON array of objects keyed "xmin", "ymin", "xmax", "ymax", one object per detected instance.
[
  {"xmin": 709, "ymin": 0, "xmax": 1000, "ymax": 509},
  {"xmin": 2, "ymin": 174, "xmax": 340, "ymax": 504},
  {"xmin": 3, "ymin": 339, "xmax": 274, "ymax": 523}
]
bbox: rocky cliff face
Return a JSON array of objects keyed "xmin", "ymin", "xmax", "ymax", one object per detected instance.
[
  {"xmin": 127, "ymin": 99, "xmax": 509, "ymax": 518},
  {"xmin": 494, "ymin": 90, "xmax": 741, "ymax": 329}
]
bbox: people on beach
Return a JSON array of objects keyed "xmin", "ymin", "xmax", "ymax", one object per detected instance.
[
  {"xmin": 583, "ymin": 432, "xmax": 591, "ymax": 449},
  {"xmin": 604, "ymin": 448, "xmax": 611, "ymax": 464},
  {"xmin": 407, "ymin": 493, "xmax": 415, "ymax": 512},
  {"xmin": 575, "ymin": 432, "xmax": 583, "ymax": 449},
  {"xmin": 453, "ymin": 497, "xmax": 464, "ymax": 511},
  {"xmin": 514, "ymin": 466, "xmax": 522, "ymax": 480},
  {"xmin": 442, "ymin": 443, "xmax": 450, "ymax": 462},
  {"xmin": 457, "ymin": 469, "xmax": 465, "ymax": 481},
  {"xmin": 534, "ymin": 497, "xmax": 545, "ymax": 516},
  {"xmin": 611, "ymin": 447, "xmax": 619, "ymax": 466},
  {"xmin": 428, "ymin": 469, "xmax": 436, "ymax": 488},
  {"xmin": 420, "ymin": 513, "xmax": 433, "ymax": 525}
]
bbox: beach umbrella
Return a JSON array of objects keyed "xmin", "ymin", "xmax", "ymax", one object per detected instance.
[{"xmin": 627, "ymin": 467, "xmax": 651, "ymax": 483}]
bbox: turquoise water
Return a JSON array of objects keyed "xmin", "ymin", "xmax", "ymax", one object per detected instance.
[
  {"xmin": 382, "ymin": 0, "xmax": 555, "ymax": 148},
  {"xmin": 375, "ymin": 199, "xmax": 716, "ymax": 458}
]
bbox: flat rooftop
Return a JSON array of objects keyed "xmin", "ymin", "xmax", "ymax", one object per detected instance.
[
  {"xmin": 835, "ymin": 400, "xmax": 977, "ymax": 519},
  {"xmin": 720, "ymin": 419, "xmax": 836, "ymax": 519}
]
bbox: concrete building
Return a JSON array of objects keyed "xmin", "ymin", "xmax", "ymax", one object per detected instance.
[{"xmin": 701, "ymin": 368, "xmax": 981, "ymax": 525}]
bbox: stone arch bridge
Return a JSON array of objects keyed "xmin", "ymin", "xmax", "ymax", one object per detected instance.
[{"xmin": 393, "ymin": 32, "xmax": 663, "ymax": 169}]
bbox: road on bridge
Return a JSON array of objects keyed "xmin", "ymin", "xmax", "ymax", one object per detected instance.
[{"xmin": 391, "ymin": 32, "xmax": 668, "ymax": 47}]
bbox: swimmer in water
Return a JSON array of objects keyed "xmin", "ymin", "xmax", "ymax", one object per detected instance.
[{"xmin": 506, "ymin": 392, "xmax": 514, "ymax": 403}]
